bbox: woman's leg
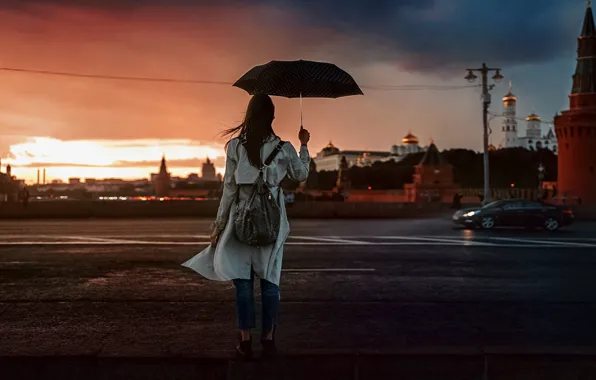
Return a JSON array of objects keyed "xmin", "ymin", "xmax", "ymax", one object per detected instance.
[
  {"xmin": 233, "ymin": 272, "xmax": 256, "ymax": 341},
  {"xmin": 260, "ymin": 279, "xmax": 280, "ymax": 340}
]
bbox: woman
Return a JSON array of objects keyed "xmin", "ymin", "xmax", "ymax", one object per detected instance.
[{"xmin": 182, "ymin": 93, "xmax": 311, "ymax": 359}]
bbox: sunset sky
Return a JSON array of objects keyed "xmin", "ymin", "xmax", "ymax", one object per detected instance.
[{"xmin": 0, "ymin": 0, "xmax": 587, "ymax": 183}]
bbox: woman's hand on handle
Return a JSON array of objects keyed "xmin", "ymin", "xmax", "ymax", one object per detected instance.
[{"xmin": 299, "ymin": 126, "xmax": 310, "ymax": 146}]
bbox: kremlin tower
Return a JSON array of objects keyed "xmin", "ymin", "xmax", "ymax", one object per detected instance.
[
  {"xmin": 502, "ymin": 81, "xmax": 519, "ymax": 148},
  {"xmin": 554, "ymin": 2, "xmax": 596, "ymax": 204},
  {"xmin": 154, "ymin": 155, "xmax": 171, "ymax": 197}
]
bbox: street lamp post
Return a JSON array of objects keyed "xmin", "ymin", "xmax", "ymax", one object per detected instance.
[{"xmin": 465, "ymin": 63, "xmax": 503, "ymax": 204}]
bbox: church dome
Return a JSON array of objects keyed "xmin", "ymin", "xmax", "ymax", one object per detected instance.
[
  {"xmin": 488, "ymin": 144, "xmax": 497, "ymax": 151},
  {"xmin": 402, "ymin": 131, "xmax": 419, "ymax": 145},
  {"xmin": 502, "ymin": 92, "xmax": 517, "ymax": 103},
  {"xmin": 502, "ymin": 81, "xmax": 517, "ymax": 103},
  {"xmin": 322, "ymin": 141, "xmax": 340, "ymax": 156},
  {"xmin": 526, "ymin": 113, "xmax": 541, "ymax": 121}
]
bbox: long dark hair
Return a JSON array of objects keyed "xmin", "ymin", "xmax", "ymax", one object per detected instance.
[{"xmin": 223, "ymin": 93, "xmax": 275, "ymax": 168}]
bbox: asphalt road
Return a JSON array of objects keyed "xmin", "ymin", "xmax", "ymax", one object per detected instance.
[{"xmin": 1, "ymin": 218, "xmax": 596, "ymax": 358}]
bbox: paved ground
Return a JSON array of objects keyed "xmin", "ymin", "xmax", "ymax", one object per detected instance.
[{"xmin": 1, "ymin": 218, "xmax": 596, "ymax": 378}]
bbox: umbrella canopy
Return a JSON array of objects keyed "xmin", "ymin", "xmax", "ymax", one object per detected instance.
[{"xmin": 233, "ymin": 60, "xmax": 363, "ymax": 99}]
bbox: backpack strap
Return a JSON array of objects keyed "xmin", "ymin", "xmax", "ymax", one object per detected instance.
[{"xmin": 263, "ymin": 141, "xmax": 286, "ymax": 167}]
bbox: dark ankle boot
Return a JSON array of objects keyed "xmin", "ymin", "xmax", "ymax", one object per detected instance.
[
  {"xmin": 261, "ymin": 339, "xmax": 277, "ymax": 359},
  {"xmin": 236, "ymin": 335, "xmax": 253, "ymax": 360}
]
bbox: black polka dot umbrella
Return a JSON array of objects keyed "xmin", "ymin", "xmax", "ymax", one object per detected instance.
[{"xmin": 233, "ymin": 60, "xmax": 363, "ymax": 125}]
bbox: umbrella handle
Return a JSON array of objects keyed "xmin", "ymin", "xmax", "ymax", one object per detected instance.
[{"xmin": 300, "ymin": 92, "xmax": 303, "ymax": 128}]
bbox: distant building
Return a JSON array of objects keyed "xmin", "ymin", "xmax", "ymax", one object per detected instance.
[
  {"xmin": 153, "ymin": 155, "xmax": 172, "ymax": 197},
  {"xmin": 501, "ymin": 82, "xmax": 557, "ymax": 152},
  {"xmin": 314, "ymin": 131, "xmax": 425, "ymax": 172},
  {"xmin": 404, "ymin": 142, "xmax": 457, "ymax": 203},
  {"xmin": 201, "ymin": 157, "xmax": 217, "ymax": 182},
  {"xmin": 0, "ymin": 160, "xmax": 17, "ymax": 202},
  {"xmin": 391, "ymin": 131, "xmax": 425, "ymax": 156},
  {"xmin": 187, "ymin": 173, "xmax": 201, "ymax": 183}
]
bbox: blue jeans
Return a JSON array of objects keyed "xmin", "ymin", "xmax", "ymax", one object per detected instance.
[{"xmin": 233, "ymin": 271, "xmax": 280, "ymax": 335}]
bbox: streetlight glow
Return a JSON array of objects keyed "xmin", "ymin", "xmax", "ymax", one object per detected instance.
[{"xmin": 492, "ymin": 70, "xmax": 504, "ymax": 83}]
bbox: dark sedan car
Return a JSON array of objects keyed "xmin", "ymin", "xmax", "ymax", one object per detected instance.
[{"xmin": 452, "ymin": 199, "xmax": 574, "ymax": 231}]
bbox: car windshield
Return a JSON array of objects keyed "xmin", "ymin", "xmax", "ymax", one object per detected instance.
[{"xmin": 482, "ymin": 200, "xmax": 506, "ymax": 209}]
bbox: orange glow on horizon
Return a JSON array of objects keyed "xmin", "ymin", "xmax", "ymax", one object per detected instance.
[{"xmin": 3, "ymin": 137, "xmax": 225, "ymax": 183}]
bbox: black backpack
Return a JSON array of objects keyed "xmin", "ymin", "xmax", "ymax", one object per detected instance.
[{"xmin": 234, "ymin": 140, "xmax": 286, "ymax": 247}]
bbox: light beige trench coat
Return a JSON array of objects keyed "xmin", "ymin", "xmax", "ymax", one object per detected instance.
[{"xmin": 182, "ymin": 136, "xmax": 310, "ymax": 286}]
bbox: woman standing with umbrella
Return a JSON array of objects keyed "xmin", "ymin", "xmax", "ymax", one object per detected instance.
[{"xmin": 183, "ymin": 93, "xmax": 311, "ymax": 359}]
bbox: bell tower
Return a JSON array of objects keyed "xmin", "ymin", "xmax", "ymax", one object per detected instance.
[
  {"xmin": 502, "ymin": 81, "xmax": 519, "ymax": 148},
  {"xmin": 554, "ymin": 1, "xmax": 596, "ymax": 203}
]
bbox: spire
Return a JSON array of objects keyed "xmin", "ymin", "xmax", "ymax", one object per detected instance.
[
  {"xmin": 419, "ymin": 143, "xmax": 446, "ymax": 166},
  {"xmin": 572, "ymin": 2, "xmax": 596, "ymax": 94},
  {"xmin": 502, "ymin": 80, "xmax": 516, "ymax": 103},
  {"xmin": 159, "ymin": 154, "xmax": 167, "ymax": 173},
  {"xmin": 582, "ymin": 1, "xmax": 596, "ymax": 37}
]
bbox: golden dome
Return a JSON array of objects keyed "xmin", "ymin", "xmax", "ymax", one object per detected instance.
[
  {"xmin": 502, "ymin": 92, "xmax": 517, "ymax": 103},
  {"xmin": 488, "ymin": 144, "xmax": 497, "ymax": 151},
  {"xmin": 402, "ymin": 131, "xmax": 419, "ymax": 145},
  {"xmin": 322, "ymin": 141, "xmax": 340, "ymax": 156},
  {"xmin": 502, "ymin": 81, "xmax": 516, "ymax": 103},
  {"xmin": 526, "ymin": 113, "xmax": 541, "ymax": 121}
]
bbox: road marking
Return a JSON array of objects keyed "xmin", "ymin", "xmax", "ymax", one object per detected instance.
[
  {"xmin": 0, "ymin": 241, "xmax": 594, "ymax": 248},
  {"xmin": 0, "ymin": 234, "xmax": 210, "ymax": 239},
  {"xmin": 57, "ymin": 236, "xmax": 151, "ymax": 244},
  {"xmin": 291, "ymin": 236, "xmax": 368, "ymax": 245},
  {"xmin": 487, "ymin": 237, "xmax": 596, "ymax": 247},
  {"xmin": 282, "ymin": 268, "xmax": 375, "ymax": 273},
  {"xmin": 362, "ymin": 236, "xmax": 494, "ymax": 247}
]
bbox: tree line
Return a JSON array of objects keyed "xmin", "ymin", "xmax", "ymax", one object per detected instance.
[{"xmin": 283, "ymin": 148, "xmax": 558, "ymax": 191}]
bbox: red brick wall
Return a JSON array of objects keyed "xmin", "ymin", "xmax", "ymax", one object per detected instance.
[{"xmin": 555, "ymin": 106, "xmax": 596, "ymax": 204}]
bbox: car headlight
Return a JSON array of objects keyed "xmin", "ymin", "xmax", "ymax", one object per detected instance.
[{"xmin": 463, "ymin": 210, "xmax": 479, "ymax": 217}]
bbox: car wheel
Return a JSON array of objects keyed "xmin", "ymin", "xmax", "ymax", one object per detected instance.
[
  {"xmin": 481, "ymin": 216, "xmax": 495, "ymax": 229},
  {"xmin": 544, "ymin": 217, "xmax": 560, "ymax": 231}
]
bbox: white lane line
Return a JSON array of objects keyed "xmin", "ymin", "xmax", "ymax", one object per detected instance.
[
  {"xmin": 488, "ymin": 237, "xmax": 596, "ymax": 247},
  {"xmin": 361, "ymin": 236, "xmax": 494, "ymax": 247},
  {"xmin": 282, "ymin": 268, "xmax": 375, "ymax": 273},
  {"xmin": 57, "ymin": 236, "xmax": 151, "ymax": 244},
  {"xmin": 291, "ymin": 236, "xmax": 368, "ymax": 245},
  {"xmin": 0, "ymin": 234, "xmax": 210, "ymax": 239},
  {"xmin": 0, "ymin": 241, "xmax": 201, "ymax": 246}
]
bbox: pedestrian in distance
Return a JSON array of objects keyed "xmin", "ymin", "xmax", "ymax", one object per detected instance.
[{"xmin": 182, "ymin": 93, "xmax": 311, "ymax": 360}]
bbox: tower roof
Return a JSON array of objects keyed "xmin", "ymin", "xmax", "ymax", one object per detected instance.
[
  {"xmin": 159, "ymin": 155, "xmax": 168, "ymax": 172},
  {"xmin": 321, "ymin": 141, "xmax": 340, "ymax": 156},
  {"xmin": 582, "ymin": 1, "xmax": 595, "ymax": 37},
  {"xmin": 526, "ymin": 112, "xmax": 541, "ymax": 121},
  {"xmin": 419, "ymin": 143, "xmax": 447, "ymax": 165},
  {"xmin": 502, "ymin": 81, "xmax": 517, "ymax": 102},
  {"xmin": 572, "ymin": 2, "xmax": 596, "ymax": 94},
  {"xmin": 402, "ymin": 131, "xmax": 419, "ymax": 145}
]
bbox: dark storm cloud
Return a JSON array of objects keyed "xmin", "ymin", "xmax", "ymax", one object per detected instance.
[{"xmin": 2, "ymin": 0, "xmax": 581, "ymax": 71}]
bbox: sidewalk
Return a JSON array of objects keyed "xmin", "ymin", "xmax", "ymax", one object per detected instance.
[
  {"xmin": 3, "ymin": 350, "xmax": 596, "ymax": 380},
  {"xmin": 2, "ymin": 301, "xmax": 596, "ymax": 379}
]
